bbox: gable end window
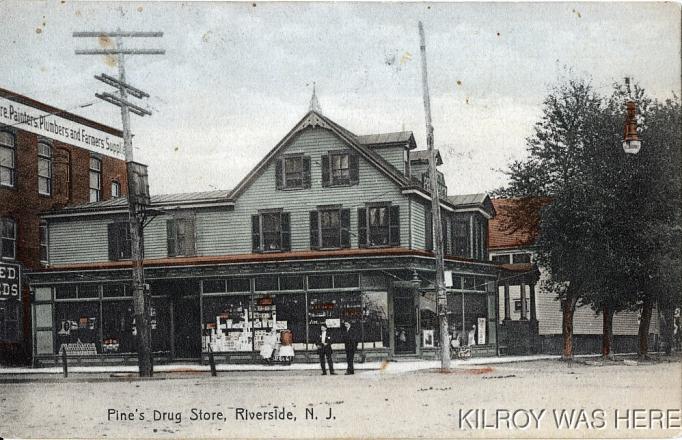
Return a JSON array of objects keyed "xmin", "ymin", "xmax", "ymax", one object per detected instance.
[
  {"xmin": 358, "ymin": 204, "xmax": 399, "ymax": 247},
  {"xmin": 321, "ymin": 151, "xmax": 359, "ymax": 187},
  {"xmin": 38, "ymin": 142, "xmax": 52, "ymax": 196},
  {"xmin": 310, "ymin": 208, "xmax": 350, "ymax": 249},
  {"xmin": 89, "ymin": 157, "xmax": 102, "ymax": 202},
  {"xmin": 0, "ymin": 131, "xmax": 16, "ymax": 188},
  {"xmin": 107, "ymin": 222, "xmax": 131, "ymax": 260},
  {"xmin": 167, "ymin": 217, "xmax": 196, "ymax": 257},
  {"xmin": 252, "ymin": 211, "xmax": 291, "ymax": 252},
  {"xmin": 1, "ymin": 218, "xmax": 16, "ymax": 260},
  {"xmin": 275, "ymin": 155, "xmax": 311, "ymax": 190}
]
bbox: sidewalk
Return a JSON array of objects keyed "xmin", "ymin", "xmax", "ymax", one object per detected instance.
[{"xmin": 0, "ymin": 353, "xmax": 597, "ymax": 377}]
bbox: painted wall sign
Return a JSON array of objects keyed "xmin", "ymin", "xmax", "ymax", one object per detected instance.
[
  {"xmin": 0, "ymin": 261, "xmax": 21, "ymax": 302},
  {"xmin": 0, "ymin": 96, "xmax": 124, "ymax": 160}
]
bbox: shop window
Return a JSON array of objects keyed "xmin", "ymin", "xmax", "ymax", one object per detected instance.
[
  {"xmin": 251, "ymin": 211, "xmax": 290, "ymax": 252},
  {"xmin": 255, "ymin": 276, "xmax": 278, "ymax": 292},
  {"xmin": 361, "ymin": 291, "xmax": 389, "ymax": 349},
  {"xmin": 279, "ymin": 275, "xmax": 303, "ymax": 291},
  {"xmin": 452, "ymin": 217, "xmax": 469, "ymax": 257},
  {"xmin": 89, "ymin": 157, "xmax": 102, "ymax": 202},
  {"xmin": 166, "ymin": 217, "xmax": 196, "ymax": 257},
  {"xmin": 0, "ymin": 131, "xmax": 15, "ymax": 187},
  {"xmin": 39, "ymin": 220, "xmax": 48, "ymax": 264},
  {"xmin": 102, "ymin": 284, "xmax": 127, "ymax": 298},
  {"xmin": 447, "ymin": 293, "xmax": 488, "ymax": 346},
  {"xmin": 275, "ymin": 155, "xmax": 311, "ymax": 190},
  {"xmin": 321, "ymin": 151, "xmax": 359, "ymax": 187},
  {"xmin": 0, "ymin": 302, "xmax": 20, "ymax": 343},
  {"xmin": 358, "ymin": 204, "xmax": 400, "ymax": 247},
  {"xmin": 202, "ymin": 295, "xmax": 252, "ymax": 352},
  {"xmin": 226, "ymin": 278, "xmax": 250, "ymax": 293},
  {"xmin": 310, "ymin": 208, "xmax": 350, "ymax": 249},
  {"xmin": 78, "ymin": 284, "xmax": 100, "ymax": 299},
  {"xmin": 37, "ymin": 142, "xmax": 52, "ymax": 196},
  {"xmin": 107, "ymin": 221, "xmax": 131, "ymax": 260},
  {"xmin": 55, "ymin": 285, "xmax": 77, "ymax": 299},
  {"xmin": 202, "ymin": 279, "xmax": 226, "ymax": 294},
  {"xmin": 463, "ymin": 276, "xmax": 476, "ymax": 291},
  {"xmin": 308, "ymin": 274, "xmax": 333, "ymax": 290},
  {"xmin": 1, "ymin": 218, "xmax": 16, "ymax": 260},
  {"xmin": 334, "ymin": 273, "xmax": 359, "ymax": 288},
  {"xmin": 491, "ymin": 254, "xmax": 511, "ymax": 264},
  {"xmin": 513, "ymin": 253, "xmax": 532, "ymax": 264},
  {"xmin": 55, "ymin": 302, "xmax": 100, "ymax": 354},
  {"xmin": 102, "ymin": 301, "xmax": 136, "ymax": 354},
  {"xmin": 111, "ymin": 180, "xmax": 121, "ymax": 198},
  {"xmin": 308, "ymin": 292, "xmax": 362, "ymax": 349}
]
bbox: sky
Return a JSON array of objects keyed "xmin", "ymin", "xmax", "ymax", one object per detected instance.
[{"xmin": 2, "ymin": 1, "xmax": 680, "ymax": 196}]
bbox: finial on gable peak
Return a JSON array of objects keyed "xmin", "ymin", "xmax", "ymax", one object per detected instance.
[{"xmin": 309, "ymin": 82, "xmax": 322, "ymax": 113}]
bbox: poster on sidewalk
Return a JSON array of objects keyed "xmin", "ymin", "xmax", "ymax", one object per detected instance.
[{"xmin": 1, "ymin": 2, "xmax": 680, "ymax": 440}]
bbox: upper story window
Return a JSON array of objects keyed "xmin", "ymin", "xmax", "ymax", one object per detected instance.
[
  {"xmin": 310, "ymin": 207, "xmax": 350, "ymax": 249},
  {"xmin": 37, "ymin": 142, "xmax": 52, "ymax": 196},
  {"xmin": 512, "ymin": 253, "xmax": 531, "ymax": 264},
  {"xmin": 321, "ymin": 151, "xmax": 359, "ymax": 187},
  {"xmin": 252, "ymin": 211, "xmax": 290, "ymax": 252},
  {"xmin": 0, "ymin": 131, "xmax": 16, "ymax": 188},
  {"xmin": 107, "ymin": 221, "xmax": 131, "ymax": 260},
  {"xmin": 167, "ymin": 216, "xmax": 196, "ymax": 257},
  {"xmin": 425, "ymin": 209, "xmax": 448, "ymax": 253},
  {"xmin": 491, "ymin": 254, "xmax": 510, "ymax": 264},
  {"xmin": 275, "ymin": 154, "xmax": 311, "ymax": 190},
  {"xmin": 358, "ymin": 204, "xmax": 400, "ymax": 247},
  {"xmin": 422, "ymin": 170, "xmax": 447, "ymax": 198},
  {"xmin": 1, "ymin": 218, "xmax": 16, "ymax": 260},
  {"xmin": 111, "ymin": 180, "xmax": 121, "ymax": 198},
  {"xmin": 39, "ymin": 220, "xmax": 48, "ymax": 264},
  {"xmin": 89, "ymin": 157, "xmax": 102, "ymax": 202},
  {"xmin": 452, "ymin": 218, "xmax": 469, "ymax": 257}
]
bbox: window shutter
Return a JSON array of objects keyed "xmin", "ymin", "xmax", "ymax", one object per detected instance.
[
  {"xmin": 389, "ymin": 205, "xmax": 400, "ymax": 246},
  {"xmin": 309, "ymin": 211, "xmax": 319, "ymax": 249},
  {"xmin": 357, "ymin": 208, "xmax": 367, "ymax": 247},
  {"xmin": 321, "ymin": 154, "xmax": 330, "ymax": 187},
  {"xmin": 275, "ymin": 158, "xmax": 283, "ymax": 190},
  {"xmin": 425, "ymin": 210, "xmax": 433, "ymax": 251},
  {"xmin": 166, "ymin": 219, "xmax": 176, "ymax": 257},
  {"xmin": 349, "ymin": 154, "xmax": 359, "ymax": 185},
  {"xmin": 340, "ymin": 208, "xmax": 351, "ymax": 248},
  {"xmin": 184, "ymin": 217, "xmax": 196, "ymax": 256},
  {"xmin": 302, "ymin": 156, "xmax": 311, "ymax": 188},
  {"xmin": 121, "ymin": 223, "xmax": 132, "ymax": 259},
  {"xmin": 251, "ymin": 215, "xmax": 261, "ymax": 252},
  {"xmin": 281, "ymin": 212, "xmax": 291, "ymax": 251},
  {"xmin": 108, "ymin": 223, "xmax": 118, "ymax": 260}
]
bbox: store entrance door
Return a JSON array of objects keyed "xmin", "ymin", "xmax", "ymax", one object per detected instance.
[
  {"xmin": 393, "ymin": 287, "xmax": 417, "ymax": 354},
  {"xmin": 173, "ymin": 295, "xmax": 201, "ymax": 359}
]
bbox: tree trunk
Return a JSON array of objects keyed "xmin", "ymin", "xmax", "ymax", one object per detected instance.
[
  {"xmin": 602, "ymin": 304, "xmax": 614, "ymax": 359},
  {"xmin": 638, "ymin": 296, "xmax": 654, "ymax": 360},
  {"xmin": 561, "ymin": 295, "xmax": 578, "ymax": 360}
]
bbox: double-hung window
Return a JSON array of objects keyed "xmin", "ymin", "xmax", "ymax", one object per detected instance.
[
  {"xmin": 0, "ymin": 132, "xmax": 15, "ymax": 188},
  {"xmin": 167, "ymin": 216, "xmax": 196, "ymax": 257},
  {"xmin": 452, "ymin": 217, "xmax": 469, "ymax": 257},
  {"xmin": 1, "ymin": 218, "xmax": 16, "ymax": 260},
  {"xmin": 331, "ymin": 153, "xmax": 350, "ymax": 185},
  {"xmin": 111, "ymin": 180, "xmax": 121, "ymax": 198},
  {"xmin": 107, "ymin": 221, "xmax": 131, "ymax": 260},
  {"xmin": 37, "ymin": 142, "xmax": 52, "ymax": 196},
  {"xmin": 252, "ymin": 211, "xmax": 291, "ymax": 252},
  {"xmin": 275, "ymin": 155, "xmax": 311, "ymax": 190},
  {"xmin": 310, "ymin": 207, "xmax": 350, "ymax": 249},
  {"xmin": 321, "ymin": 151, "xmax": 359, "ymax": 187},
  {"xmin": 89, "ymin": 157, "xmax": 102, "ymax": 202},
  {"xmin": 358, "ymin": 204, "xmax": 400, "ymax": 247}
]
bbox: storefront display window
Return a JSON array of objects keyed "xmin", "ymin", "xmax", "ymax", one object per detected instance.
[
  {"xmin": 202, "ymin": 295, "xmax": 252, "ymax": 352},
  {"xmin": 308, "ymin": 292, "xmax": 362, "ymax": 349},
  {"xmin": 101, "ymin": 300, "xmax": 135, "ymax": 353},
  {"xmin": 361, "ymin": 291, "xmax": 388, "ymax": 348},
  {"xmin": 55, "ymin": 302, "xmax": 100, "ymax": 355},
  {"xmin": 447, "ymin": 293, "xmax": 487, "ymax": 346}
]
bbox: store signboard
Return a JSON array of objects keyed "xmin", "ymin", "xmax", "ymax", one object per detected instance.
[
  {"xmin": 0, "ymin": 261, "xmax": 21, "ymax": 302},
  {"xmin": 477, "ymin": 317, "xmax": 487, "ymax": 345},
  {"xmin": 0, "ymin": 95, "xmax": 124, "ymax": 160}
]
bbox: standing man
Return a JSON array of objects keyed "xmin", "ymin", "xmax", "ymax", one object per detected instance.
[
  {"xmin": 342, "ymin": 321, "xmax": 358, "ymax": 375},
  {"xmin": 316, "ymin": 324, "xmax": 335, "ymax": 375}
]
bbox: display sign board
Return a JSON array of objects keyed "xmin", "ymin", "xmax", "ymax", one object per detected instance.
[
  {"xmin": 0, "ymin": 261, "xmax": 21, "ymax": 302},
  {"xmin": 444, "ymin": 270, "xmax": 453, "ymax": 288},
  {"xmin": 477, "ymin": 317, "xmax": 487, "ymax": 345},
  {"xmin": 0, "ymin": 96, "xmax": 124, "ymax": 160}
]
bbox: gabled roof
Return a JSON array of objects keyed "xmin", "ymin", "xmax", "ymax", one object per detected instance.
[
  {"xmin": 448, "ymin": 193, "xmax": 496, "ymax": 218},
  {"xmin": 357, "ymin": 131, "xmax": 417, "ymax": 150},
  {"xmin": 229, "ymin": 110, "xmax": 412, "ymax": 199},
  {"xmin": 488, "ymin": 198, "xmax": 550, "ymax": 250},
  {"xmin": 410, "ymin": 149, "xmax": 443, "ymax": 166}
]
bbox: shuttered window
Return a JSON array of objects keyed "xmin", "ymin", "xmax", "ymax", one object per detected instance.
[
  {"xmin": 310, "ymin": 208, "xmax": 350, "ymax": 249},
  {"xmin": 358, "ymin": 204, "xmax": 400, "ymax": 247},
  {"xmin": 275, "ymin": 155, "xmax": 311, "ymax": 190},
  {"xmin": 321, "ymin": 152, "xmax": 359, "ymax": 187},
  {"xmin": 107, "ymin": 222, "xmax": 131, "ymax": 260},
  {"xmin": 251, "ymin": 212, "xmax": 291, "ymax": 252},
  {"xmin": 166, "ymin": 217, "xmax": 196, "ymax": 257}
]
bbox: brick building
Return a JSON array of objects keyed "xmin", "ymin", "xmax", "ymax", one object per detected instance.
[{"xmin": 0, "ymin": 87, "xmax": 127, "ymax": 364}]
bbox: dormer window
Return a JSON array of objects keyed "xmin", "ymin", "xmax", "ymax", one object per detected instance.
[
  {"xmin": 275, "ymin": 154, "xmax": 311, "ymax": 190},
  {"xmin": 321, "ymin": 151, "xmax": 359, "ymax": 187}
]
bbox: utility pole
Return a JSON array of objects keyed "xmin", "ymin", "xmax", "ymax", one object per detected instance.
[
  {"xmin": 74, "ymin": 30, "xmax": 164, "ymax": 377},
  {"xmin": 418, "ymin": 21, "xmax": 450, "ymax": 369}
]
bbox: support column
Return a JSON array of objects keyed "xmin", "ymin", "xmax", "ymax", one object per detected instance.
[
  {"xmin": 520, "ymin": 282, "xmax": 528, "ymax": 320},
  {"xmin": 503, "ymin": 283, "xmax": 511, "ymax": 321},
  {"xmin": 529, "ymin": 282, "xmax": 537, "ymax": 322}
]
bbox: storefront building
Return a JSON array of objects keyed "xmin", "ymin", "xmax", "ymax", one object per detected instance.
[{"xmin": 28, "ymin": 110, "xmax": 514, "ymax": 365}]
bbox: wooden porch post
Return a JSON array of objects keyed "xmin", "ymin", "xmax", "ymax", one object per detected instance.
[
  {"xmin": 520, "ymin": 281, "xmax": 528, "ymax": 320},
  {"xmin": 503, "ymin": 283, "xmax": 511, "ymax": 321},
  {"xmin": 529, "ymin": 282, "xmax": 537, "ymax": 322}
]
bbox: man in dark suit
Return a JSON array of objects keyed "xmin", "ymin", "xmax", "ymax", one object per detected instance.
[
  {"xmin": 316, "ymin": 324, "xmax": 335, "ymax": 375},
  {"xmin": 342, "ymin": 321, "xmax": 358, "ymax": 375}
]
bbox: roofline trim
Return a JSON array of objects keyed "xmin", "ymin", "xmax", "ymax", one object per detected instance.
[{"xmin": 401, "ymin": 189, "xmax": 455, "ymax": 212}]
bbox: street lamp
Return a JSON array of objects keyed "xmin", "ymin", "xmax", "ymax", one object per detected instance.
[{"xmin": 623, "ymin": 101, "xmax": 642, "ymax": 154}]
